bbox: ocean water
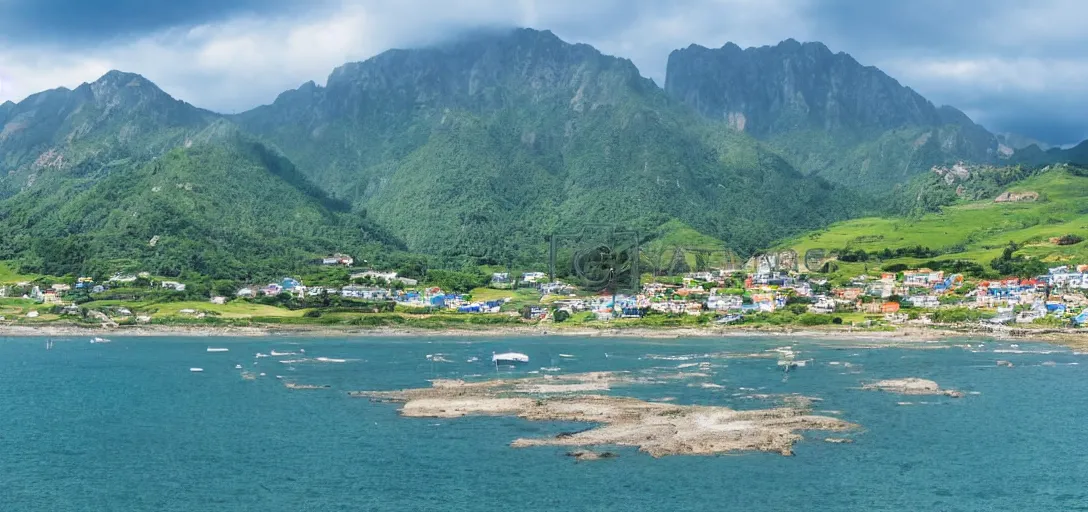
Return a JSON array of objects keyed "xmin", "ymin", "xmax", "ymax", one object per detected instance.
[{"xmin": 2, "ymin": 334, "xmax": 1087, "ymax": 511}]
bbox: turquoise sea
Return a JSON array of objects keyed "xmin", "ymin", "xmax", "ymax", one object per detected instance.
[{"xmin": 2, "ymin": 335, "xmax": 1087, "ymax": 511}]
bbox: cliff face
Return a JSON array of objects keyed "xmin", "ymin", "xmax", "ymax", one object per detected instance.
[{"xmin": 665, "ymin": 40, "xmax": 1000, "ymax": 191}]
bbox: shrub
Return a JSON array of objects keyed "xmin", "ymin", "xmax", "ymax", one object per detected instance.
[{"xmin": 798, "ymin": 313, "xmax": 832, "ymax": 326}]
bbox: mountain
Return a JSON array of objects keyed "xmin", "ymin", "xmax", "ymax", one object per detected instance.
[
  {"xmin": 1012, "ymin": 139, "xmax": 1088, "ymax": 167},
  {"xmin": 0, "ymin": 73, "xmax": 399, "ymax": 279},
  {"xmin": 237, "ymin": 28, "xmax": 861, "ymax": 262},
  {"xmin": 664, "ymin": 40, "xmax": 1000, "ymax": 192},
  {"xmin": 0, "ymin": 71, "xmax": 217, "ymax": 196}
]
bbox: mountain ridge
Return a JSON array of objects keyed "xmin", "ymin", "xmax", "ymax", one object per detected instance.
[
  {"xmin": 663, "ymin": 38, "xmax": 1001, "ymax": 191},
  {"xmin": 2, "ymin": 27, "xmax": 1084, "ymax": 278}
]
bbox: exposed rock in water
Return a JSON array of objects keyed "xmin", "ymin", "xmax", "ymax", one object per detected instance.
[
  {"xmin": 824, "ymin": 438, "xmax": 853, "ymax": 444},
  {"xmin": 862, "ymin": 378, "xmax": 962, "ymax": 397},
  {"xmin": 566, "ymin": 449, "xmax": 617, "ymax": 461},
  {"xmin": 351, "ymin": 372, "xmax": 857, "ymax": 457},
  {"xmin": 284, "ymin": 382, "xmax": 331, "ymax": 390},
  {"xmin": 996, "ymin": 360, "xmax": 1014, "ymax": 368}
]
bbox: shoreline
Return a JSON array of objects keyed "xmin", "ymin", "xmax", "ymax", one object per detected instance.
[{"xmin": 4, "ymin": 322, "xmax": 1086, "ymax": 349}]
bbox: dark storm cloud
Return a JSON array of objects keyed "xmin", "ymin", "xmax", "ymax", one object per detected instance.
[{"xmin": 0, "ymin": 0, "xmax": 331, "ymax": 45}]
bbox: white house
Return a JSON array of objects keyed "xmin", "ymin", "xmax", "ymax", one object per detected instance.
[
  {"xmin": 341, "ymin": 286, "xmax": 390, "ymax": 300},
  {"xmin": 322, "ymin": 254, "xmax": 354, "ymax": 266},
  {"xmin": 707, "ymin": 294, "xmax": 743, "ymax": 311},
  {"xmin": 161, "ymin": 281, "xmax": 186, "ymax": 292},
  {"xmin": 521, "ymin": 272, "xmax": 547, "ymax": 284},
  {"xmin": 351, "ymin": 270, "xmax": 417, "ymax": 286},
  {"xmin": 907, "ymin": 295, "xmax": 940, "ymax": 309}
]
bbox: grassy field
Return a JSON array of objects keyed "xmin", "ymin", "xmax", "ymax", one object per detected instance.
[
  {"xmin": 783, "ymin": 167, "xmax": 1088, "ymax": 273},
  {"xmin": 79, "ymin": 299, "xmax": 310, "ymax": 319},
  {"xmin": 0, "ymin": 262, "xmax": 40, "ymax": 284}
]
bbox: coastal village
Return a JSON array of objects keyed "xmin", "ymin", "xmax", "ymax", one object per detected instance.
[{"xmin": 3, "ymin": 251, "xmax": 1088, "ymax": 330}]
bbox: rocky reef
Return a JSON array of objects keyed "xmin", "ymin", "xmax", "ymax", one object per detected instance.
[
  {"xmin": 862, "ymin": 378, "xmax": 963, "ymax": 398},
  {"xmin": 351, "ymin": 372, "xmax": 857, "ymax": 457}
]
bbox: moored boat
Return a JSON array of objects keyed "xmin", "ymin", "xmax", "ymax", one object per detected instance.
[{"xmin": 492, "ymin": 352, "xmax": 530, "ymax": 365}]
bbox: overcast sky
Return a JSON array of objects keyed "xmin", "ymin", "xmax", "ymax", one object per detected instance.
[{"xmin": 1, "ymin": 0, "xmax": 1085, "ymax": 145}]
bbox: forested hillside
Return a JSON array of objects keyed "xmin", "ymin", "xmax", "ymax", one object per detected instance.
[
  {"xmin": 4, "ymin": 27, "xmax": 1083, "ymax": 280},
  {"xmin": 0, "ymin": 72, "xmax": 400, "ymax": 280},
  {"xmin": 237, "ymin": 28, "xmax": 862, "ymax": 264}
]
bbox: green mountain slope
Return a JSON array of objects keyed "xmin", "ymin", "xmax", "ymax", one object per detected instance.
[
  {"xmin": 664, "ymin": 40, "xmax": 1001, "ymax": 192},
  {"xmin": 0, "ymin": 73, "xmax": 401, "ymax": 279},
  {"xmin": 783, "ymin": 164, "xmax": 1088, "ymax": 274},
  {"xmin": 237, "ymin": 28, "xmax": 862, "ymax": 262}
]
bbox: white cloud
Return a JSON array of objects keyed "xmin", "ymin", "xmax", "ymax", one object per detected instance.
[
  {"xmin": 0, "ymin": 0, "xmax": 813, "ymax": 110},
  {"xmin": 885, "ymin": 57, "xmax": 1088, "ymax": 95}
]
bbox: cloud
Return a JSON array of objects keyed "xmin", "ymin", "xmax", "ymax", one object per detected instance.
[{"xmin": 1, "ymin": 0, "xmax": 1087, "ymax": 144}]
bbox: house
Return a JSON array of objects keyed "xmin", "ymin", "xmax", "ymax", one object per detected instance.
[
  {"xmin": 116, "ymin": 308, "xmax": 133, "ymax": 317},
  {"xmin": 91, "ymin": 285, "xmax": 106, "ymax": 294},
  {"xmin": 907, "ymin": 295, "xmax": 940, "ymax": 309},
  {"xmin": 1073, "ymin": 308, "xmax": 1088, "ymax": 326},
  {"xmin": 809, "ymin": 296, "xmax": 837, "ymax": 314},
  {"xmin": 523, "ymin": 305, "xmax": 548, "ymax": 319},
  {"xmin": 210, "ymin": 296, "xmax": 227, "ymax": 305},
  {"xmin": 341, "ymin": 286, "xmax": 390, "ymax": 300},
  {"xmin": 881, "ymin": 302, "xmax": 901, "ymax": 314},
  {"xmin": 42, "ymin": 290, "xmax": 61, "ymax": 304},
  {"xmin": 1016, "ymin": 303, "xmax": 1047, "ymax": 324},
  {"xmin": 75, "ymin": 277, "xmax": 94, "ymax": 289},
  {"xmin": 707, "ymin": 294, "xmax": 743, "ymax": 311},
  {"xmin": 540, "ymin": 282, "xmax": 574, "ymax": 296},
  {"xmin": 903, "ymin": 269, "xmax": 944, "ymax": 287},
  {"xmin": 521, "ymin": 272, "xmax": 548, "ymax": 284},
  {"xmin": 280, "ymin": 278, "xmax": 301, "ymax": 291},
  {"xmin": 490, "ymin": 273, "xmax": 511, "ymax": 286},
  {"xmin": 109, "ymin": 273, "xmax": 138, "ymax": 283},
  {"xmin": 161, "ymin": 281, "xmax": 186, "ymax": 292},
  {"xmin": 236, "ymin": 287, "xmax": 256, "ymax": 298},
  {"xmin": 834, "ymin": 287, "xmax": 863, "ymax": 301},
  {"xmin": 262, "ymin": 284, "xmax": 283, "ymax": 296},
  {"xmin": 322, "ymin": 254, "xmax": 354, "ymax": 266},
  {"xmin": 350, "ymin": 270, "xmax": 417, "ymax": 286},
  {"xmin": 51, "ymin": 283, "xmax": 71, "ymax": 292}
]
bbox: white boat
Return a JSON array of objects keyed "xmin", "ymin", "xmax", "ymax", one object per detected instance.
[
  {"xmin": 90, "ymin": 337, "xmax": 111, "ymax": 344},
  {"xmin": 189, "ymin": 368, "xmax": 204, "ymax": 373},
  {"xmin": 270, "ymin": 350, "xmax": 298, "ymax": 356},
  {"xmin": 235, "ymin": 364, "xmax": 243, "ymax": 369},
  {"xmin": 255, "ymin": 353, "xmax": 270, "ymax": 358},
  {"xmin": 558, "ymin": 354, "xmax": 575, "ymax": 358},
  {"xmin": 46, "ymin": 339, "xmax": 54, "ymax": 350},
  {"xmin": 207, "ymin": 347, "xmax": 229, "ymax": 353},
  {"xmin": 492, "ymin": 352, "xmax": 530, "ymax": 364}
]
